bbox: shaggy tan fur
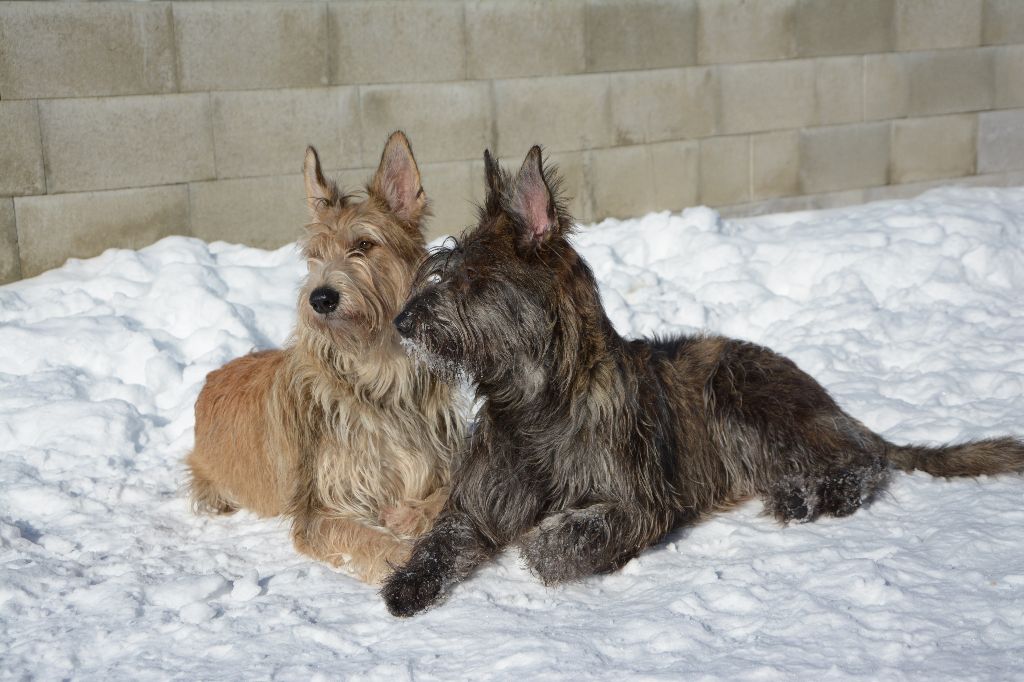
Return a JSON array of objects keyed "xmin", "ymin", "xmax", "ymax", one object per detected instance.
[{"xmin": 187, "ymin": 132, "xmax": 463, "ymax": 584}]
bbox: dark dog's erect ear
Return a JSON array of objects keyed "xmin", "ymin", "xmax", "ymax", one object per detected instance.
[
  {"xmin": 483, "ymin": 149, "xmax": 504, "ymax": 213},
  {"xmin": 510, "ymin": 146, "xmax": 558, "ymax": 243},
  {"xmin": 372, "ymin": 131, "xmax": 427, "ymax": 227},
  {"xmin": 483, "ymin": 148, "xmax": 507, "ymax": 212},
  {"xmin": 303, "ymin": 145, "xmax": 342, "ymax": 216},
  {"xmin": 484, "ymin": 149, "xmax": 501, "ymax": 194}
]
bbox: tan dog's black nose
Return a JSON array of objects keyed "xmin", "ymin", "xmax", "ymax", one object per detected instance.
[{"xmin": 309, "ymin": 286, "xmax": 340, "ymax": 314}]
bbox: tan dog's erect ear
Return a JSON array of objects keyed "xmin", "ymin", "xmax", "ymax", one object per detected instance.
[
  {"xmin": 510, "ymin": 146, "xmax": 558, "ymax": 244},
  {"xmin": 371, "ymin": 131, "xmax": 427, "ymax": 227},
  {"xmin": 303, "ymin": 146, "xmax": 342, "ymax": 216}
]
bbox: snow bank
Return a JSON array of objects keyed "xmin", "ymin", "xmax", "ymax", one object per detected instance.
[{"xmin": 2, "ymin": 187, "xmax": 1022, "ymax": 679}]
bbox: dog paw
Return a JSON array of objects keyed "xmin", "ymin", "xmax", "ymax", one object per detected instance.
[
  {"xmin": 521, "ymin": 538, "xmax": 575, "ymax": 584},
  {"xmin": 355, "ymin": 542, "xmax": 413, "ymax": 585},
  {"xmin": 380, "ymin": 567, "xmax": 443, "ymax": 617},
  {"xmin": 381, "ymin": 502, "xmax": 432, "ymax": 538},
  {"xmin": 519, "ymin": 513, "xmax": 604, "ymax": 585}
]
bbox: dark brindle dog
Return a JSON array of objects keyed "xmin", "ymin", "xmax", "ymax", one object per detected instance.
[{"xmin": 381, "ymin": 145, "xmax": 1024, "ymax": 616}]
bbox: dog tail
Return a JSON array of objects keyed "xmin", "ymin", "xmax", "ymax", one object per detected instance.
[{"xmin": 886, "ymin": 437, "xmax": 1024, "ymax": 477}]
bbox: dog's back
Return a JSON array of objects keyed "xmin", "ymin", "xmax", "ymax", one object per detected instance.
[{"xmin": 188, "ymin": 349, "xmax": 290, "ymax": 517}]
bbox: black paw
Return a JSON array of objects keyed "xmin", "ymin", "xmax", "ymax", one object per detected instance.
[
  {"xmin": 767, "ymin": 476, "xmax": 821, "ymax": 524},
  {"xmin": 521, "ymin": 533, "xmax": 564, "ymax": 584},
  {"xmin": 380, "ymin": 567, "xmax": 443, "ymax": 617},
  {"xmin": 520, "ymin": 514, "xmax": 606, "ymax": 585},
  {"xmin": 819, "ymin": 470, "xmax": 863, "ymax": 518},
  {"xmin": 779, "ymin": 488, "xmax": 810, "ymax": 522}
]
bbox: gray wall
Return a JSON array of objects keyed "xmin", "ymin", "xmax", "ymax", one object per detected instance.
[{"xmin": 2, "ymin": 0, "xmax": 1024, "ymax": 282}]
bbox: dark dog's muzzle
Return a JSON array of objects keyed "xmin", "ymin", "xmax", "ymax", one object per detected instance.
[{"xmin": 394, "ymin": 308, "xmax": 416, "ymax": 337}]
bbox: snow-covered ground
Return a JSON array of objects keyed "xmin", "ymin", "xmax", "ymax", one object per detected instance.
[{"xmin": 2, "ymin": 187, "xmax": 1023, "ymax": 679}]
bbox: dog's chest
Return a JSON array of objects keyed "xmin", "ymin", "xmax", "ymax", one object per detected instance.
[
  {"xmin": 314, "ymin": 403, "xmax": 446, "ymax": 518},
  {"xmin": 518, "ymin": 427, "xmax": 616, "ymax": 505}
]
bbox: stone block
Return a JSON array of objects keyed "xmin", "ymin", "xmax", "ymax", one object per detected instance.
[
  {"xmin": 608, "ymin": 67, "xmax": 717, "ymax": 145},
  {"xmin": 697, "ymin": 0, "xmax": 796, "ymax": 64},
  {"xmin": 964, "ymin": 170, "xmax": 1024, "ymax": 188},
  {"xmin": 493, "ymin": 74, "xmax": 612, "ymax": 157},
  {"xmin": 978, "ymin": 109, "xmax": 1024, "ymax": 173},
  {"xmin": 39, "ymin": 94, "xmax": 215, "ymax": 194},
  {"xmin": 0, "ymin": 198, "xmax": 19, "ymax": 284},
  {"xmin": 586, "ymin": 0, "xmax": 697, "ymax": 72},
  {"xmin": 587, "ymin": 145, "xmax": 656, "ymax": 220},
  {"xmin": 865, "ymin": 49, "xmax": 989, "ymax": 120},
  {"xmin": 864, "ymin": 53, "xmax": 909, "ymax": 120},
  {"xmin": 174, "ymin": 3, "xmax": 328, "ymax": 92},
  {"xmin": 189, "ymin": 174, "xmax": 307, "ymax": 249},
  {"xmin": 860, "ymin": 173, "xmax": 1024, "ymax": 203},
  {"xmin": 699, "ymin": 135, "xmax": 750, "ymax": 206},
  {"xmin": 810, "ymin": 188, "xmax": 868, "ymax": 210},
  {"xmin": 466, "ymin": 0, "xmax": 584, "ymax": 79},
  {"xmin": 861, "ymin": 173, "xmax": 1024, "ymax": 203},
  {"xmin": 815, "ymin": 57, "xmax": 863, "ymax": 125},
  {"xmin": 795, "ymin": 0, "xmax": 894, "ymax": 57},
  {"xmin": 983, "ymin": 0, "xmax": 1024, "ymax": 46},
  {"xmin": 331, "ymin": 167, "xmax": 380, "ymax": 198},
  {"xmin": 419, "ymin": 160, "xmax": 478, "ymax": 242},
  {"xmin": 359, "ymin": 81, "xmax": 492, "ymax": 165},
  {"xmin": 895, "ymin": 0, "xmax": 982, "ymax": 51},
  {"xmin": 995, "ymin": 46, "xmax": 1024, "ymax": 110},
  {"xmin": 725, "ymin": 190, "xmax": 873, "ymax": 218},
  {"xmin": 752, "ymin": 130, "xmax": 799, "ymax": 200},
  {"xmin": 650, "ymin": 140, "xmax": 699, "ymax": 212},
  {"xmin": 0, "ymin": 2, "xmax": 175, "ymax": 99},
  {"xmin": 0, "ymin": 101, "xmax": 45, "ymax": 196},
  {"xmin": 211, "ymin": 87, "xmax": 361, "ymax": 179},
  {"xmin": 799, "ymin": 123, "xmax": 890, "ymax": 194},
  {"xmin": 719, "ymin": 60, "xmax": 816, "ymax": 134},
  {"xmin": 330, "ymin": 1, "xmax": 466, "ymax": 84},
  {"xmin": 863, "ymin": 180, "xmax": 937, "ymax": 203},
  {"xmin": 717, "ymin": 194, "xmax": 817, "ymax": 219},
  {"xmin": 906, "ymin": 49, "xmax": 994, "ymax": 116},
  {"xmin": 891, "ymin": 114, "xmax": 977, "ymax": 184},
  {"xmin": 14, "ymin": 186, "xmax": 188, "ymax": 278}
]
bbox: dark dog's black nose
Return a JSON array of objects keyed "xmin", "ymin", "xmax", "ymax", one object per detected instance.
[
  {"xmin": 309, "ymin": 286, "xmax": 340, "ymax": 314},
  {"xmin": 394, "ymin": 309, "xmax": 415, "ymax": 337}
]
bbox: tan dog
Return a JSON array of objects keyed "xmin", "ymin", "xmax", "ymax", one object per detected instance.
[{"xmin": 186, "ymin": 132, "xmax": 463, "ymax": 583}]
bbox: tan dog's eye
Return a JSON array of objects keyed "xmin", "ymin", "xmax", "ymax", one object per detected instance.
[{"xmin": 352, "ymin": 239, "xmax": 375, "ymax": 254}]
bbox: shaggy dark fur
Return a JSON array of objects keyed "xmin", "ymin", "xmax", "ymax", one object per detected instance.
[{"xmin": 381, "ymin": 146, "xmax": 1024, "ymax": 617}]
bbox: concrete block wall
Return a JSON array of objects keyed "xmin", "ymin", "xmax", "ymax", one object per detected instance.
[{"xmin": 2, "ymin": 1, "xmax": 1024, "ymax": 282}]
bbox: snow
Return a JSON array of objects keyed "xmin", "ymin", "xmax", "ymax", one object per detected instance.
[{"xmin": 2, "ymin": 186, "xmax": 1023, "ymax": 679}]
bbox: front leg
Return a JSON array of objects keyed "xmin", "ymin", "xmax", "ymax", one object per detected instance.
[
  {"xmin": 383, "ymin": 428, "xmax": 546, "ymax": 616},
  {"xmin": 519, "ymin": 503, "xmax": 650, "ymax": 585},
  {"xmin": 291, "ymin": 513, "xmax": 410, "ymax": 585},
  {"xmin": 380, "ymin": 486, "xmax": 449, "ymax": 539},
  {"xmin": 380, "ymin": 510, "xmax": 492, "ymax": 617}
]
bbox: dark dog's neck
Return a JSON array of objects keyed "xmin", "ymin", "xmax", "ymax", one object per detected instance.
[{"xmin": 477, "ymin": 262, "xmax": 628, "ymax": 439}]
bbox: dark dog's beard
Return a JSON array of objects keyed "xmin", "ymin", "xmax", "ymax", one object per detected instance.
[{"xmin": 399, "ymin": 335, "xmax": 467, "ymax": 384}]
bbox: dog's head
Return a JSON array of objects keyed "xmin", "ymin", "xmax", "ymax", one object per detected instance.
[
  {"xmin": 395, "ymin": 146, "xmax": 602, "ymax": 388},
  {"xmin": 298, "ymin": 132, "xmax": 429, "ymax": 352}
]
